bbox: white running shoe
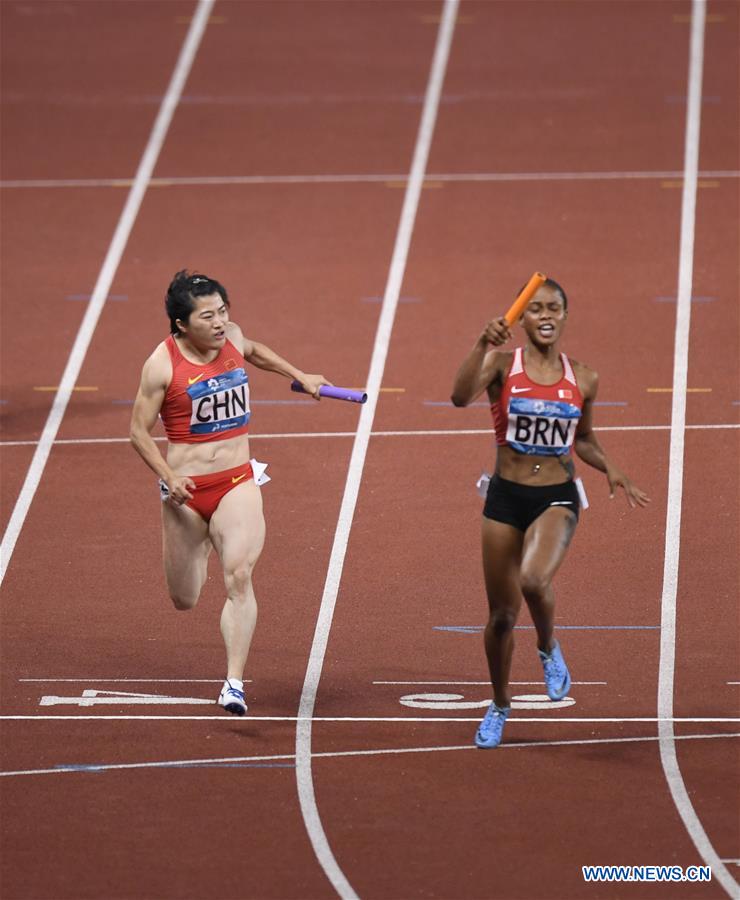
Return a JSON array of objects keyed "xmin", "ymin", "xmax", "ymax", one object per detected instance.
[{"xmin": 218, "ymin": 679, "xmax": 247, "ymax": 716}]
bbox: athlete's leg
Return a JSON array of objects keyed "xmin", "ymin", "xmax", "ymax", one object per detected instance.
[
  {"xmin": 208, "ymin": 479, "xmax": 266, "ymax": 681},
  {"xmin": 520, "ymin": 507, "xmax": 577, "ymax": 652},
  {"xmin": 161, "ymin": 501, "xmax": 211, "ymax": 609},
  {"xmin": 481, "ymin": 518, "xmax": 525, "ymax": 708}
]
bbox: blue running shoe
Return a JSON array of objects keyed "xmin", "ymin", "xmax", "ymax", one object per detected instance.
[
  {"xmin": 539, "ymin": 640, "xmax": 571, "ymax": 700},
  {"xmin": 475, "ymin": 703, "xmax": 510, "ymax": 748},
  {"xmin": 218, "ymin": 679, "xmax": 247, "ymax": 716}
]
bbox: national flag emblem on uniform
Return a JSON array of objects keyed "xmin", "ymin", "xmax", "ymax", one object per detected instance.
[{"xmin": 558, "ymin": 389, "xmax": 573, "ymax": 399}]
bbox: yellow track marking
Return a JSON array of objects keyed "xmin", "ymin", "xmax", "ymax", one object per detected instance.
[
  {"xmin": 646, "ymin": 388, "xmax": 712, "ymax": 393},
  {"xmin": 33, "ymin": 386, "xmax": 99, "ymax": 392}
]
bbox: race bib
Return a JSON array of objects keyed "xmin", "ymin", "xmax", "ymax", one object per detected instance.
[
  {"xmin": 506, "ymin": 397, "xmax": 580, "ymax": 456},
  {"xmin": 187, "ymin": 369, "xmax": 250, "ymax": 435}
]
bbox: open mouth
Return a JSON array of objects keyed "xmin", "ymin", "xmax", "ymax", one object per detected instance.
[{"xmin": 538, "ymin": 323, "xmax": 555, "ymax": 337}]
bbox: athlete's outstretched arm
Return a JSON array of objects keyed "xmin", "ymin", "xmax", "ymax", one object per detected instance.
[{"xmin": 227, "ymin": 322, "xmax": 329, "ymax": 399}]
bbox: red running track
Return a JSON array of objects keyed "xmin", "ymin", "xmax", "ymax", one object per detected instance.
[{"xmin": 1, "ymin": 1, "xmax": 738, "ymax": 898}]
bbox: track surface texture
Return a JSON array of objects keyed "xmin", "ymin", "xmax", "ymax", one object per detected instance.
[{"xmin": 0, "ymin": 2, "xmax": 738, "ymax": 899}]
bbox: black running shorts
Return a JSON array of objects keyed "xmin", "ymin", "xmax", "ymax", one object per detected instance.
[{"xmin": 483, "ymin": 474, "xmax": 580, "ymax": 532}]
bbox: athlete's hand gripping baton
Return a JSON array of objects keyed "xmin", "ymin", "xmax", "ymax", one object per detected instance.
[{"xmin": 290, "ymin": 381, "xmax": 368, "ymax": 404}]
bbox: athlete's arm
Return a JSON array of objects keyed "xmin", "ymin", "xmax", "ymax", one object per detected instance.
[
  {"xmin": 228, "ymin": 321, "xmax": 330, "ymax": 399},
  {"xmin": 129, "ymin": 346, "xmax": 195, "ymax": 503},
  {"xmin": 573, "ymin": 367, "xmax": 650, "ymax": 508},
  {"xmin": 451, "ymin": 319, "xmax": 511, "ymax": 406}
]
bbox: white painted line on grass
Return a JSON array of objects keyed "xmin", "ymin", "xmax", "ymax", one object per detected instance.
[
  {"xmin": 1, "ymin": 732, "xmax": 736, "ymax": 779},
  {"xmin": 0, "ymin": 0, "xmax": 215, "ymax": 587},
  {"xmin": 297, "ymin": 6, "xmax": 458, "ymax": 897},
  {"xmin": 658, "ymin": 5, "xmax": 737, "ymax": 897}
]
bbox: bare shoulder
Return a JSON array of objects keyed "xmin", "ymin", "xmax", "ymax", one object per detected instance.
[
  {"xmin": 570, "ymin": 357, "xmax": 599, "ymax": 398},
  {"xmin": 484, "ymin": 348, "xmax": 514, "ymax": 397},
  {"xmin": 225, "ymin": 319, "xmax": 255, "ymax": 358},
  {"xmin": 141, "ymin": 340, "xmax": 172, "ymax": 389},
  {"xmin": 488, "ymin": 348, "xmax": 514, "ymax": 379},
  {"xmin": 225, "ymin": 320, "xmax": 247, "ymax": 352},
  {"xmin": 225, "ymin": 320, "xmax": 244, "ymax": 341}
]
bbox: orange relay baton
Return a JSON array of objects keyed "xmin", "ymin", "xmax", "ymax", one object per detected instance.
[{"xmin": 504, "ymin": 272, "xmax": 547, "ymax": 326}]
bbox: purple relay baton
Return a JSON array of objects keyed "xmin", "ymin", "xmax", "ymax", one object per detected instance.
[{"xmin": 290, "ymin": 380, "xmax": 367, "ymax": 404}]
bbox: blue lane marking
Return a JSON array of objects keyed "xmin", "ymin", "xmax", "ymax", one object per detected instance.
[
  {"xmin": 434, "ymin": 625, "xmax": 659, "ymax": 633},
  {"xmin": 54, "ymin": 764, "xmax": 105, "ymax": 772},
  {"xmin": 593, "ymin": 401, "xmax": 628, "ymax": 406},
  {"xmin": 111, "ymin": 399, "xmax": 134, "ymax": 405},
  {"xmin": 169, "ymin": 762, "xmax": 295, "ymax": 769},
  {"xmin": 664, "ymin": 95, "xmax": 721, "ymax": 105},
  {"xmin": 251, "ymin": 399, "xmax": 314, "ymax": 405}
]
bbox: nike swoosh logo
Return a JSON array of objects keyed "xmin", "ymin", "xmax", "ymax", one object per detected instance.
[
  {"xmin": 188, "ymin": 373, "xmax": 204, "ymax": 385},
  {"xmin": 511, "ymin": 386, "xmax": 532, "ymax": 394},
  {"xmin": 231, "ymin": 474, "xmax": 247, "ymax": 484}
]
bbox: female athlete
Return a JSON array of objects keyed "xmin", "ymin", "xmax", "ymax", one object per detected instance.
[
  {"xmin": 130, "ymin": 271, "xmax": 329, "ymax": 716},
  {"xmin": 451, "ymin": 278, "xmax": 649, "ymax": 748}
]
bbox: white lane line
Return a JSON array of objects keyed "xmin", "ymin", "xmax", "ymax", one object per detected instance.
[
  {"xmin": 0, "ymin": 0, "xmax": 215, "ymax": 587},
  {"xmin": 18, "ymin": 678, "xmax": 229, "ymax": 683},
  {"xmin": 1, "ymin": 422, "xmax": 738, "ymax": 448},
  {"xmin": 295, "ymin": 5, "xmax": 459, "ymax": 897},
  {"xmin": 658, "ymin": 5, "xmax": 737, "ymax": 898},
  {"xmin": 1, "ymin": 169, "xmax": 738, "ymax": 189},
  {"xmin": 25, "ymin": 678, "xmax": 598, "ymax": 686},
  {"xmin": 1, "ymin": 732, "xmax": 736, "ymax": 779},
  {"xmin": 373, "ymin": 681, "xmax": 607, "ymax": 685},
  {"xmin": 3, "ymin": 715, "xmax": 738, "ymax": 723}
]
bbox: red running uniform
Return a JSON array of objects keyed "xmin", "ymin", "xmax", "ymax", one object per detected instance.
[
  {"xmin": 491, "ymin": 347, "xmax": 584, "ymax": 457},
  {"xmin": 158, "ymin": 336, "xmax": 254, "ymax": 521},
  {"xmin": 160, "ymin": 335, "xmax": 250, "ymax": 444}
]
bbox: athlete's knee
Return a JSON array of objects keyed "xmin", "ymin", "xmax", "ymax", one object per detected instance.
[
  {"xmin": 520, "ymin": 570, "xmax": 551, "ymax": 602},
  {"xmin": 224, "ymin": 564, "xmax": 254, "ymax": 600},
  {"xmin": 169, "ymin": 590, "xmax": 199, "ymax": 611},
  {"xmin": 487, "ymin": 608, "xmax": 517, "ymax": 637}
]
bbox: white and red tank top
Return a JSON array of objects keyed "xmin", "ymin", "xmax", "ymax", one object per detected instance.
[
  {"xmin": 159, "ymin": 335, "xmax": 250, "ymax": 444},
  {"xmin": 491, "ymin": 347, "xmax": 583, "ymax": 456}
]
